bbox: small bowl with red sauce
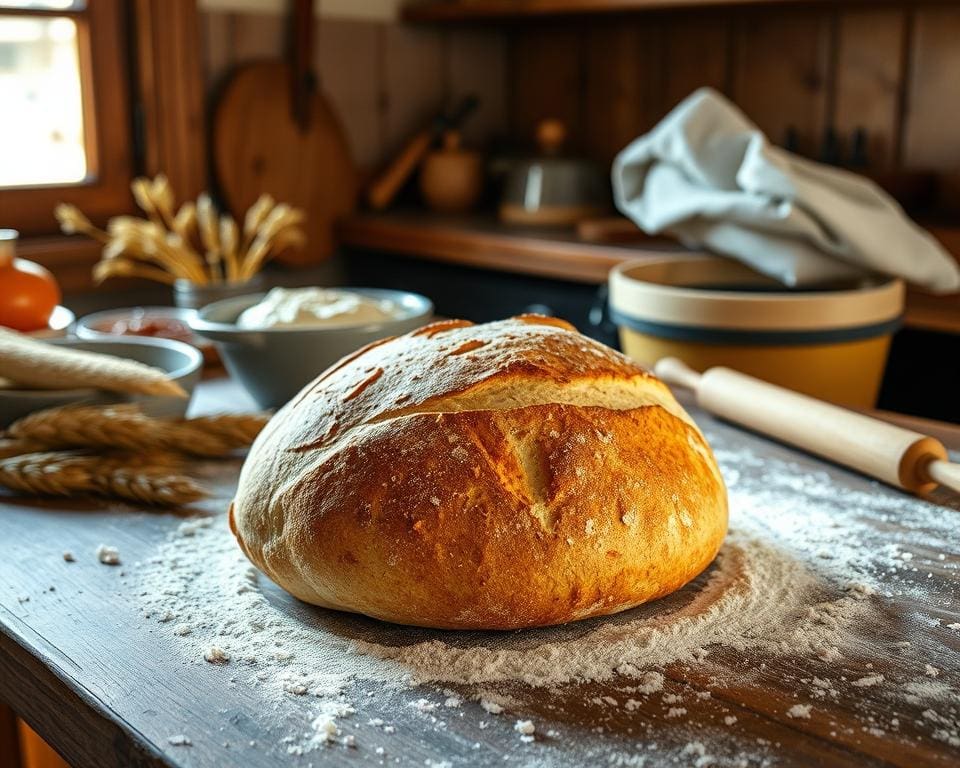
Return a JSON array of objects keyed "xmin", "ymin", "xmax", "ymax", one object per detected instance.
[{"xmin": 75, "ymin": 307, "xmax": 218, "ymax": 363}]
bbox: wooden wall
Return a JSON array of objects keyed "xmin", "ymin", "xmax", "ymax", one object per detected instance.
[
  {"xmin": 509, "ymin": 4, "xmax": 960, "ymax": 173},
  {"xmin": 200, "ymin": 3, "xmax": 960, "ymax": 180},
  {"xmin": 200, "ymin": 11, "xmax": 507, "ymax": 174}
]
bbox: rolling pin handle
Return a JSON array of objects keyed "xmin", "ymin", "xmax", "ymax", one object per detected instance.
[
  {"xmin": 655, "ymin": 358, "xmax": 959, "ymax": 498},
  {"xmin": 925, "ymin": 458, "xmax": 960, "ymax": 496},
  {"xmin": 895, "ymin": 437, "xmax": 949, "ymax": 496},
  {"xmin": 653, "ymin": 357, "xmax": 703, "ymax": 393},
  {"xmin": 690, "ymin": 366, "xmax": 950, "ymax": 496}
]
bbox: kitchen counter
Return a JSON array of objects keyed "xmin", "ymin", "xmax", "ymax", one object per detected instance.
[
  {"xmin": 337, "ymin": 212, "xmax": 960, "ymax": 337},
  {"xmin": 1, "ymin": 377, "xmax": 959, "ymax": 767}
]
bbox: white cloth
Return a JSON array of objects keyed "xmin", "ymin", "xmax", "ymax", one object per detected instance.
[{"xmin": 612, "ymin": 87, "xmax": 960, "ymax": 293}]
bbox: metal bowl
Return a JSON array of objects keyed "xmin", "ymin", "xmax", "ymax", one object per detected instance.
[
  {"xmin": 75, "ymin": 304, "xmax": 222, "ymax": 359},
  {"xmin": 0, "ymin": 337, "xmax": 203, "ymax": 428},
  {"xmin": 76, "ymin": 306, "xmax": 198, "ymax": 343},
  {"xmin": 189, "ymin": 288, "xmax": 433, "ymax": 409}
]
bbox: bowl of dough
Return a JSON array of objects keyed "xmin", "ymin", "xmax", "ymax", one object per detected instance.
[{"xmin": 189, "ymin": 286, "xmax": 434, "ymax": 409}]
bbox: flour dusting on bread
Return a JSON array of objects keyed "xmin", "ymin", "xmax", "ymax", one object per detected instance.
[{"xmin": 230, "ymin": 316, "xmax": 728, "ymax": 629}]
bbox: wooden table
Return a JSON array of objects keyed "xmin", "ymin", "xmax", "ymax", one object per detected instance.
[{"xmin": 1, "ymin": 377, "xmax": 959, "ymax": 768}]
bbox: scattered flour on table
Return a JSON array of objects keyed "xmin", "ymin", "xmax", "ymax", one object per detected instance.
[
  {"xmin": 139, "ymin": 520, "xmax": 873, "ymax": 691},
  {"xmin": 635, "ymin": 671, "xmax": 665, "ymax": 694},
  {"xmin": 134, "ymin": 431, "xmax": 960, "ymax": 760}
]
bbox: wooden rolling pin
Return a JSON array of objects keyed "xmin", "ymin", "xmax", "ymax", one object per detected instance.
[{"xmin": 655, "ymin": 358, "xmax": 960, "ymax": 497}]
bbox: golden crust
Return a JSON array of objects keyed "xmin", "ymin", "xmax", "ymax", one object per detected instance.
[{"xmin": 231, "ymin": 315, "xmax": 728, "ymax": 629}]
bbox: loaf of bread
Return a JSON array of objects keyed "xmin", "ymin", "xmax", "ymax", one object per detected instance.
[{"xmin": 230, "ymin": 315, "xmax": 727, "ymax": 629}]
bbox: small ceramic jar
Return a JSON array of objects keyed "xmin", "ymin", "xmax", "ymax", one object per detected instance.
[{"xmin": 419, "ymin": 130, "xmax": 484, "ymax": 214}]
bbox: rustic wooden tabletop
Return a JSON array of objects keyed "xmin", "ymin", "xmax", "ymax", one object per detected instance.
[{"xmin": 1, "ymin": 378, "xmax": 958, "ymax": 768}]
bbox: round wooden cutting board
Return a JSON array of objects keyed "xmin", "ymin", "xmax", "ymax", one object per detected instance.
[{"xmin": 212, "ymin": 60, "xmax": 357, "ymax": 265}]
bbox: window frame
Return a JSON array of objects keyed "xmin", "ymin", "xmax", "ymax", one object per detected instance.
[{"xmin": 0, "ymin": 1, "xmax": 136, "ymax": 235}]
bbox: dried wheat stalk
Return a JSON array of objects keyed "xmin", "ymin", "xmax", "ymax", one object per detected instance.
[
  {"xmin": 180, "ymin": 412, "xmax": 270, "ymax": 449},
  {"xmin": 150, "ymin": 174, "xmax": 176, "ymax": 227},
  {"xmin": 0, "ymin": 438, "xmax": 39, "ymax": 460},
  {"xmin": 93, "ymin": 258, "xmax": 178, "ymax": 285},
  {"xmin": 54, "ymin": 204, "xmax": 110, "ymax": 244},
  {"xmin": 196, "ymin": 192, "xmax": 223, "ymax": 281},
  {"xmin": 102, "ymin": 217, "xmax": 207, "ymax": 283},
  {"xmin": 6, "ymin": 404, "xmax": 269, "ymax": 457},
  {"xmin": 172, "ymin": 201, "xmax": 197, "ymax": 246},
  {"xmin": 57, "ymin": 177, "xmax": 306, "ymax": 288},
  {"xmin": 0, "ymin": 451, "xmax": 206, "ymax": 506},
  {"xmin": 219, "ymin": 214, "xmax": 240, "ymax": 282},
  {"xmin": 241, "ymin": 194, "xmax": 275, "ymax": 251}
]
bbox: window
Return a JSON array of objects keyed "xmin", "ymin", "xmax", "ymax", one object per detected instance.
[
  {"xmin": 0, "ymin": 0, "xmax": 133, "ymax": 235},
  {"xmin": 0, "ymin": 9, "xmax": 86, "ymax": 186}
]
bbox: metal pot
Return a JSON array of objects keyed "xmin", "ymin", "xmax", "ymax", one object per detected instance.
[{"xmin": 499, "ymin": 119, "xmax": 610, "ymax": 226}]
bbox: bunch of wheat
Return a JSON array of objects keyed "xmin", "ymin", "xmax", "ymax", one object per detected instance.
[
  {"xmin": 0, "ymin": 451, "xmax": 206, "ymax": 506},
  {"xmin": 0, "ymin": 404, "xmax": 269, "ymax": 507},
  {"xmin": 55, "ymin": 175, "xmax": 305, "ymax": 286},
  {"xmin": 6, "ymin": 403, "xmax": 268, "ymax": 458}
]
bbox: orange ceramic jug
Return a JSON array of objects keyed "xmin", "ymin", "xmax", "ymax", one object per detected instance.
[{"xmin": 0, "ymin": 229, "xmax": 61, "ymax": 333}]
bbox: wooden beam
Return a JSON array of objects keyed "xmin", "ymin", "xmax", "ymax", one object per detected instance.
[
  {"xmin": 132, "ymin": 0, "xmax": 207, "ymax": 201},
  {"xmin": 403, "ymin": 0, "xmax": 905, "ymax": 23}
]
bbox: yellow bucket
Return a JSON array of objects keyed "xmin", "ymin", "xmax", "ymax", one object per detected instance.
[{"xmin": 609, "ymin": 256, "xmax": 905, "ymax": 409}]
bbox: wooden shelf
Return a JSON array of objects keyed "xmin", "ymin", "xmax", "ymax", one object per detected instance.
[
  {"xmin": 337, "ymin": 211, "xmax": 960, "ymax": 335},
  {"xmin": 402, "ymin": 0, "xmax": 828, "ymax": 22},
  {"xmin": 336, "ymin": 211, "xmax": 689, "ymax": 284}
]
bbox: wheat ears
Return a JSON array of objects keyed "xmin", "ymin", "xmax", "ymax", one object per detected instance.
[
  {"xmin": 0, "ymin": 451, "xmax": 207, "ymax": 507},
  {"xmin": 5, "ymin": 404, "xmax": 268, "ymax": 458},
  {"xmin": 55, "ymin": 175, "xmax": 306, "ymax": 286},
  {"xmin": 0, "ymin": 404, "xmax": 270, "ymax": 507}
]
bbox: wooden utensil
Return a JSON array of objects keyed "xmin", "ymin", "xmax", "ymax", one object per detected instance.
[
  {"xmin": 366, "ymin": 95, "xmax": 478, "ymax": 212},
  {"xmin": 211, "ymin": 0, "xmax": 356, "ymax": 265},
  {"xmin": 655, "ymin": 357, "xmax": 960, "ymax": 497}
]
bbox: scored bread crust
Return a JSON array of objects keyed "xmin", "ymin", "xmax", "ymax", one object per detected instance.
[{"xmin": 230, "ymin": 315, "xmax": 728, "ymax": 629}]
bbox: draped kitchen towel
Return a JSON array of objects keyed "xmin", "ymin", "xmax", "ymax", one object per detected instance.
[{"xmin": 612, "ymin": 87, "xmax": 960, "ymax": 293}]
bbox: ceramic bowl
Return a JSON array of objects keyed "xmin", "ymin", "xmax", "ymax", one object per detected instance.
[
  {"xmin": 189, "ymin": 288, "xmax": 433, "ymax": 409},
  {"xmin": 609, "ymin": 255, "xmax": 904, "ymax": 408},
  {"xmin": 76, "ymin": 306, "xmax": 197, "ymax": 343},
  {"xmin": 0, "ymin": 337, "xmax": 203, "ymax": 428},
  {"xmin": 74, "ymin": 305, "xmax": 219, "ymax": 364}
]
